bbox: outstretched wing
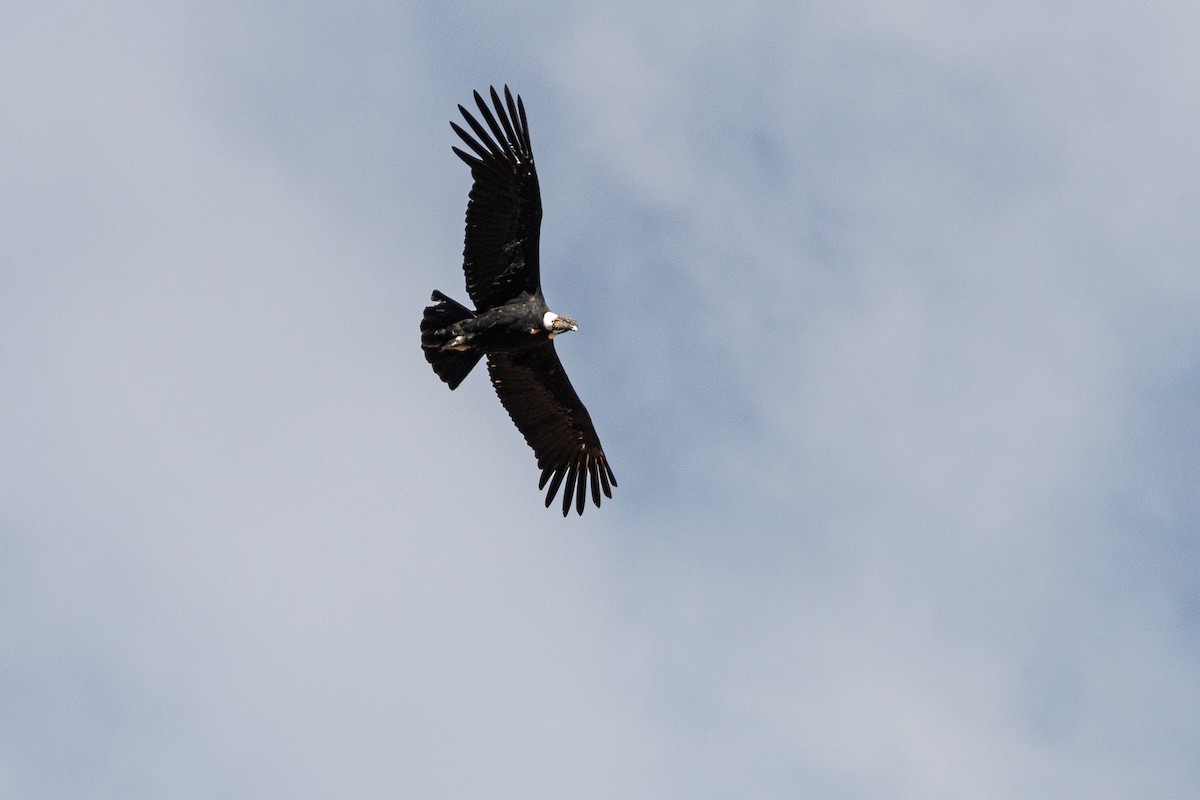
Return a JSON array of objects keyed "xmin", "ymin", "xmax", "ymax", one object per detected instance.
[
  {"xmin": 487, "ymin": 346, "xmax": 617, "ymax": 516},
  {"xmin": 451, "ymin": 86, "xmax": 542, "ymax": 311}
]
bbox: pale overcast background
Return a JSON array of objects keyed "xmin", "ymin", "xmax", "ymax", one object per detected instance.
[{"xmin": 3, "ymin": 1, "xmax": 1199, "ymax": 798}]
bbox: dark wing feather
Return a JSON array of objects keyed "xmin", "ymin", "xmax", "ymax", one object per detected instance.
[
  {"xmin": 487, "ymin": 346, "xmax": 617, "ymax": 516},
  {"xmin": 451, "ymin": 86, "xmax": 542, "ymax": 311}
]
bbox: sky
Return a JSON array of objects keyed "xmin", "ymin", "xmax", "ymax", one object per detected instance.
[{"xmin": 3, "ymin": 1, "xmax": 1199, "ymax": 797}]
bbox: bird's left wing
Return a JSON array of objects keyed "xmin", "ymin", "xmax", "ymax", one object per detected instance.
[
  {"xmin": 486, "ymin": 346, "xmax": 617, "ymax": 516},
  {"xmin": 451, "ymin": 86, "xmax": 543, "ymax": 311}
]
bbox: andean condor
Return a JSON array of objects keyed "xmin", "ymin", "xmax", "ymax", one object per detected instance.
[{"xmin": 420, "ymin": 86, "xmax": 617, "ymax": 516}]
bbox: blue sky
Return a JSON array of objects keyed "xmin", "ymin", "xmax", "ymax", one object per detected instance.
[{"xmin": 3, "ymin": 1, "xmax": 1199, "ymax": 797}]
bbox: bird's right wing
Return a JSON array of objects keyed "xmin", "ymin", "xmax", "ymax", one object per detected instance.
[
  {"xmin": 451, "ymin": 86, "xmax": 543, "ymax": 311},
  {"xmin": 486, "ymin": 346, "xmax": 616, "ymax": 516}
]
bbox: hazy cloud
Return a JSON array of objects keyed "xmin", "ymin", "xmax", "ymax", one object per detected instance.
[{"xmin": 3, "ymin": 1, "xmax": 1198, "ymax": 798}]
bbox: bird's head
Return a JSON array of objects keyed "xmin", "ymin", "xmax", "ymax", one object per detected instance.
[{"xmin": 543, "ymin": 312, "xmax": 579, "ymax": 338}]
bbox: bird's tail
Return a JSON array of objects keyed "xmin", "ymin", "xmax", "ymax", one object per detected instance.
[{"xmin": 421, "ymin": 290, "xmax": 483, "ymax": 390}]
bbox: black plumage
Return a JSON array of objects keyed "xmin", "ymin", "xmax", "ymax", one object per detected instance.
[{"xmin": 420, "ymin": 86, "xmax": 616, "ymax": 516}]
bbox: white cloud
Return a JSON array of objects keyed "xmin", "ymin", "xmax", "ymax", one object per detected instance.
[{"xmin": 2, "ymin": 1, "xmax": 1199, "ymax": 798}]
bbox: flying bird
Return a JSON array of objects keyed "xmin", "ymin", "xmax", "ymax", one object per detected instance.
[{"xmin": 420, "ymin": 86, "xmax": 617, "ymax": 516}]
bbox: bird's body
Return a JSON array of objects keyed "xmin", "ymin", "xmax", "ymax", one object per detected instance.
[
  {"xmin": 420, "ymin": 86, "xmax": 616, "ymax": 516},
  {"xmin": 430, "ymin": 292, "xmax": 572, "ymax": 353}
]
